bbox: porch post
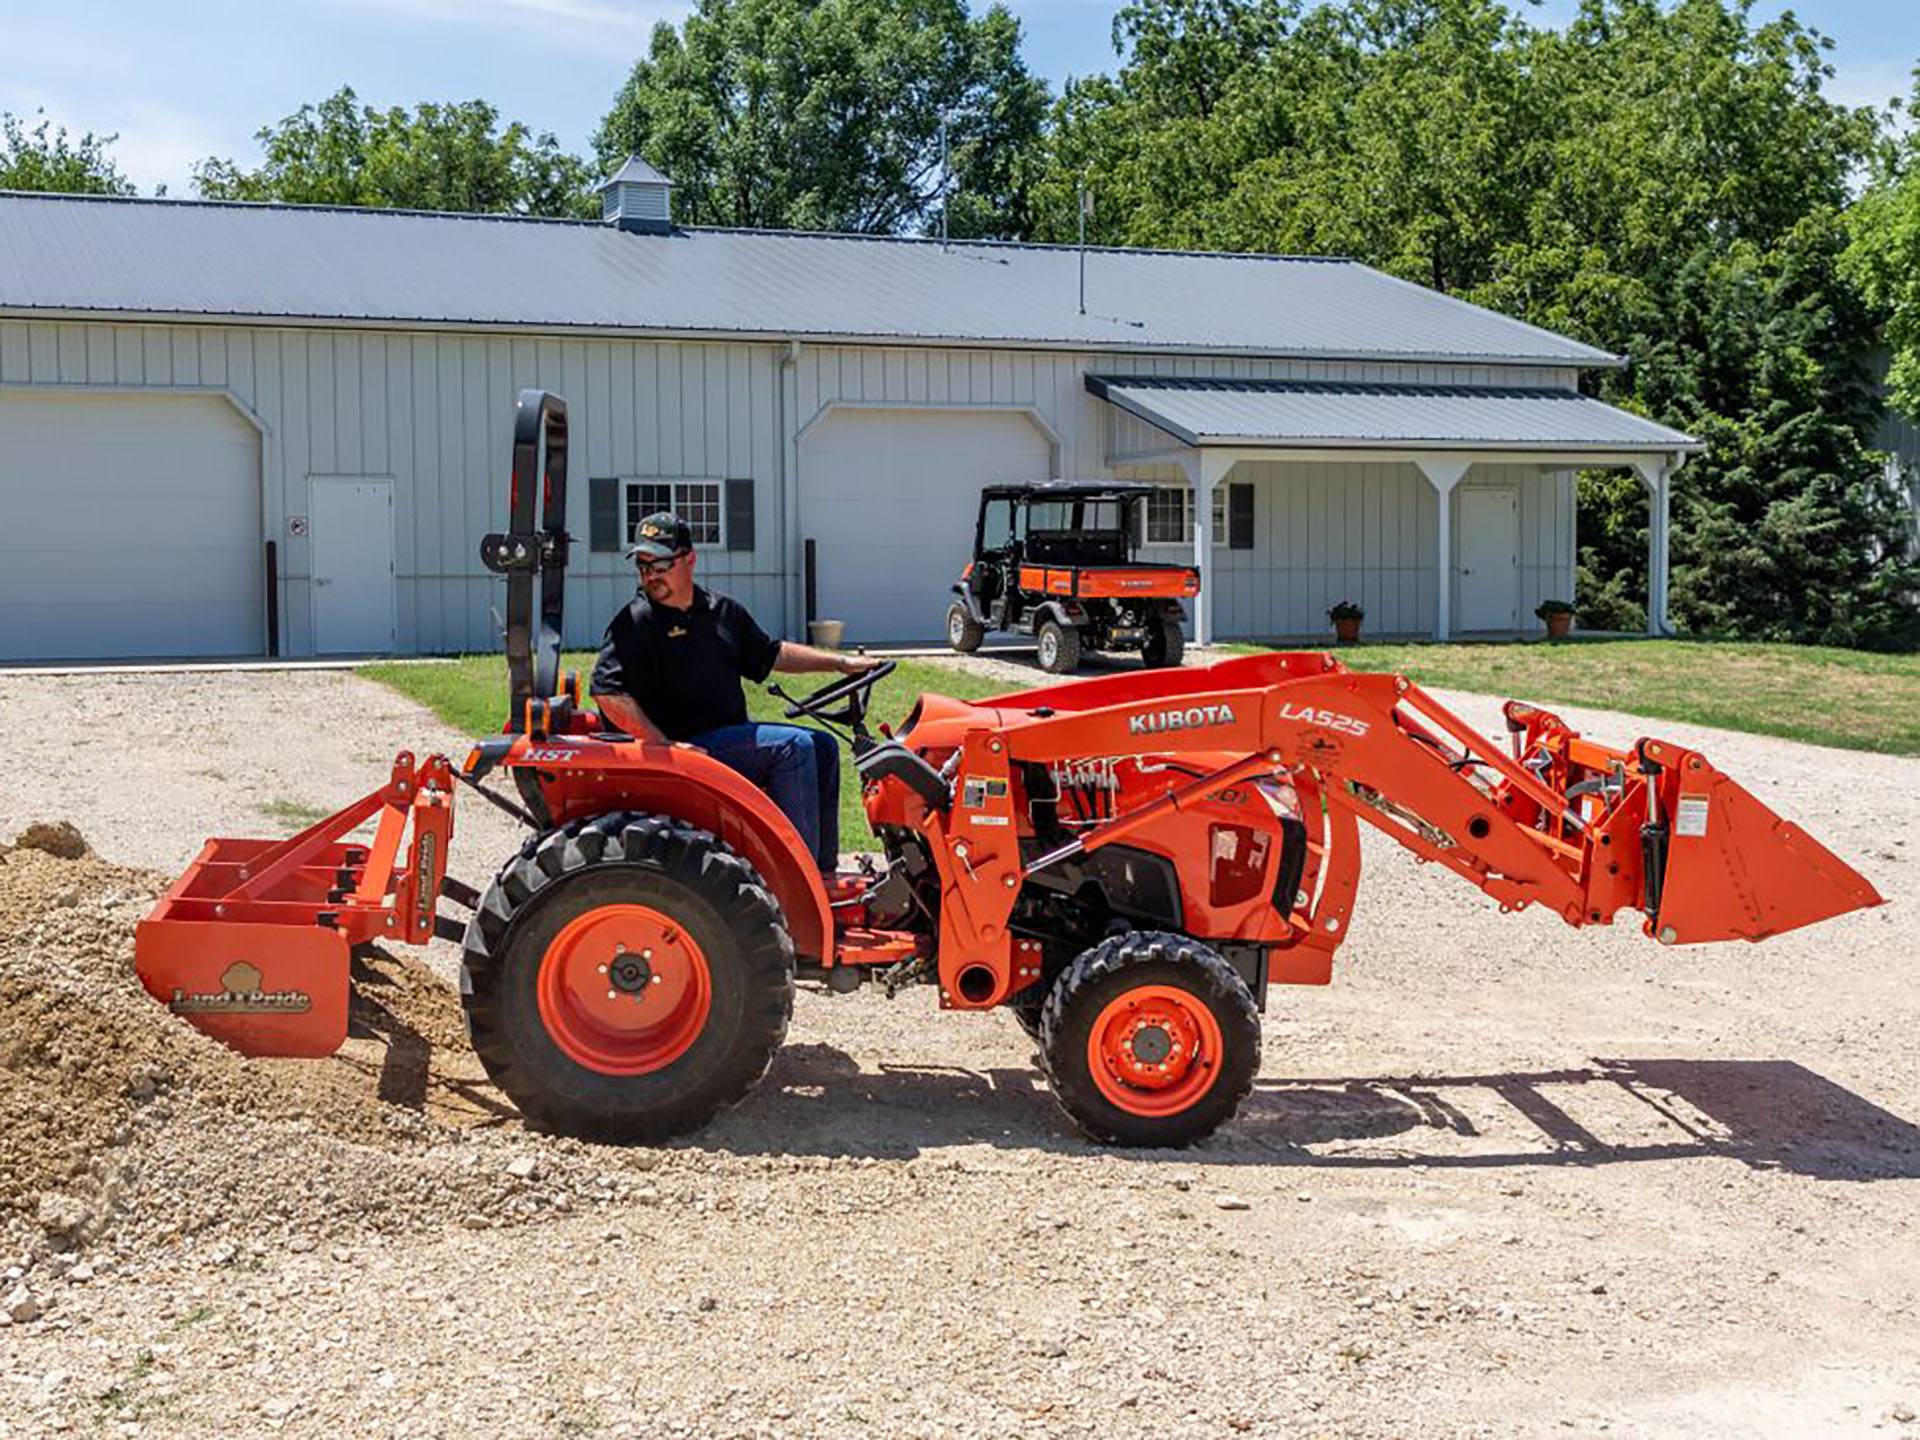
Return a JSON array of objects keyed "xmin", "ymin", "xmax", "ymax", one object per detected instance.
[
  {"xmin": 1179, "ymin": 449, "xmax": 1235, "ymax": 646},
  {"xmin": 1415, "ymin": 457, "xmax": 1472, "ymax": 641},
  {"xmin": 1634, "ymin": 454, "xmax": 1681, "ymax": 636}
]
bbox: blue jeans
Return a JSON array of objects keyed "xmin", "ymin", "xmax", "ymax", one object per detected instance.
[{"xmin": 689, "ymin": 723, "xmax": 841, "ymax": 873}]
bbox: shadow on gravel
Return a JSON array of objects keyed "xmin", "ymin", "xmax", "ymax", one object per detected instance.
[
  {"xmin": 705, "ymin": 1046, "xmax": 1920, "ymax": 1181},
  {"xmin": 343, "ymin": 953, "xmax": 521, "ymax": 1126},
  {"xmin": 1233, "ymin": 1059, "xmax": 1920, "ymax": 1181}
]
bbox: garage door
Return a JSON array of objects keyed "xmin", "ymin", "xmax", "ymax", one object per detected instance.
[
  {"xmin": 0, "ymin": 391, "xmax": 263, "ymax": 662},
  {"xmin": 801, "ymin": 408, "xmax": 1052, "ymax": 644}
]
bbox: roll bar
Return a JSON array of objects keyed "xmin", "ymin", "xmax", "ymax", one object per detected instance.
[{"xmin": 479, "ymin": 389, "xmax": 571, "ymax": 733}]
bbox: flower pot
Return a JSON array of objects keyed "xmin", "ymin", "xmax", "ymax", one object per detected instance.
[
  {"xmin": 808, "ymin": 619, "xmax": 845, "ymax": 650},
  {"xmin": 1332, "ymin": 617, "xmax": 1362, "ymax": 645},
  {"xmin": 1543, "ymin": 612, "xmax": 1573, "ymax": 640}
]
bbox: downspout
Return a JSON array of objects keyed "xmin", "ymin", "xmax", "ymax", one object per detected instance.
[{"xmin": 777, "ymin": 339, "xmax": 801, "ymax": 636}]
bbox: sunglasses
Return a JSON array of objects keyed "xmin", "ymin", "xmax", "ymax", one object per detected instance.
[{"xmin": 636, "ymin": 550, "xmax": 689, "ymax": 578}]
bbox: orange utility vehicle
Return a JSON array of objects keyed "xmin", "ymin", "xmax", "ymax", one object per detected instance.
[
  {"xmin": 947, "ymin": 481, "xmax": 1200, "ymax": 674},
  {"xmin": 137, "ymin": 391, "xmax": 1885, "ymax": 1147}
]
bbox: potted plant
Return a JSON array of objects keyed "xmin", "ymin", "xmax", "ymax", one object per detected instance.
[
  {"xmin": 1535, "ymin": 598, "xmax": 1575, "ymax": 640},
  {"xmin": 1327, "ymin": 600, "xmax": 1364, "ymax": 645}
]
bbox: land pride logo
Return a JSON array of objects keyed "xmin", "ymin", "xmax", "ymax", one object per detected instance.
[
  {"xmin": 1127, "ymin": 702, "xmax": 1237, "ymax": 736},
  {"xmin": 170, "ymin": 962, "xmax": 312, "ymax": 1016}
]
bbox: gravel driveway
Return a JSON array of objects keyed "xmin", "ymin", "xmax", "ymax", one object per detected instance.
[{"xmin": 0, "ymin": 659, "xmax": 1915, "ymax": 1439}]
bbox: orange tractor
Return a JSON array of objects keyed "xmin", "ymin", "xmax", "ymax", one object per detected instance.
[{"xmin": 137, "ymin": 391, "xmax": 1885, "ymax": 1147}]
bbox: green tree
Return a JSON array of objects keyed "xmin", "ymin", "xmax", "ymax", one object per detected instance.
[
  {"xmin": 1026, "ymin": 0, "xmax": 1918, "ymax": 646},
  {"xmin": 194, "ymin": 87, "xmax": 592, "ymax": 217},
  {"xmin": 593, "ymin": 0, "xmax": 1048, "ymax": 235},
  {"xmin": 0, "ymin": 111, "xmax": 134, "ymax": 194},
  {"xmin": 1847, "ymin": 78, "xmax": 1920, "ymax": 423}
]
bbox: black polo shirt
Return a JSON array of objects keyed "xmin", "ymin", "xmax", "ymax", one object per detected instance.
[{"xmin": 590, "ymin": 586, "xmax": 782, "ymax": 741}]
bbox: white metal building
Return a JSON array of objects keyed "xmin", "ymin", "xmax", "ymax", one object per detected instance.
[{"xmin": 0, "ymin": 169, "xmax": 1697, "ymax": 663}]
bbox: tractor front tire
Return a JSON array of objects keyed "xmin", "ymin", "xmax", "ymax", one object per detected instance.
[
  {"xmin": 1039, "ymin": 932, "xmax": 1259, "ymax": 1147},
  {"xmin": 1036, "ymin": 620, "xmax": 1082, "ymax": 675},
  {"xmin": 947, "ymin": 602, "xmax": 986, "ymax": 654},
  {"xmin": 461, "ymin": 812, "xmax": 794, "ymax": 1142},
  {"xmin": 1141, "ymin": 617, "xmax": 1185, "ymax": 669}
]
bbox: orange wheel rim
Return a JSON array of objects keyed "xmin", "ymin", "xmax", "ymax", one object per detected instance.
[
  {"xmin": 1086, "ymin": 984, "xmax": 1224, "ymax": 1117},
  {"xmin": 537, "ymin": 904, "xmax": 711, "ymax": 1075}
]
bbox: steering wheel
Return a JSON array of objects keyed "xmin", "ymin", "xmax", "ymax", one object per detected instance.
[{"xmin": 776, "ymin": 659, "xmax": 895, "ymax": 725}]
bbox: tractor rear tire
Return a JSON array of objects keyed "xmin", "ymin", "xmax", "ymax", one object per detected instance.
[
  {"xmin": 1036, "ymin": 620, "xmax": 1082, "ymax": 675},
  {"xmin": 1141, "ymin": 617, "xmax": 1185, "ymax": 669},
  {"xmin": 947, "ymin": 602, "xmax": 986, "ymax": 654},
  {"xmin": 461, "ymin": 812, "xmax": 794, "ymax": 1142},
  {"xmin": 1039, "ymin": 931, "xmax": 1260, "ymax": 1147}
]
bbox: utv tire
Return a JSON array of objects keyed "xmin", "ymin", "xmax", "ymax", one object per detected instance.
[
  {"xmin": 1141, "ymin": 617, "xmax": 1185, "ymax": 669},
  {"xmin": 1039, "ymin": 931, "xmax": 1259, "ymax": 1147},
  {"xmin": 946, "ymin": 602, "xmax": 986, "ymax": 654},
  {"xmin": 1036, "ymin": 620, "xmax": 1082, "ymax": 675},
  {"xmin": 461, "ymin": 812, "xmax": 794, "ymax": 1142}
]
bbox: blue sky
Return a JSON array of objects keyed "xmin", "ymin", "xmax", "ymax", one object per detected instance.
[{"xmin": 0, "ymin": 0, "xmax": 1913, "ymax": 195}]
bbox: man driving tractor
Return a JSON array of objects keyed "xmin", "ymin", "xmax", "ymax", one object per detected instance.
[{"xmin": 590, "ymin": 511, "xmax": 877, "ymax": 875}]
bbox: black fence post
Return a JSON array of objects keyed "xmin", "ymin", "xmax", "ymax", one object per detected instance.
[
  {"xmin": 264, "ymin": 540, "xmax": 280, "ymax": 658},
  {"xmin": 803, "ymin": 537, "xmax": 817, "ymax": 630}
]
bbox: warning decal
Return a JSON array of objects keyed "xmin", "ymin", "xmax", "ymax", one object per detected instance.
[{"xmin": 1675, "ymin": 796, "xmax": 1710, "ymax": 838}]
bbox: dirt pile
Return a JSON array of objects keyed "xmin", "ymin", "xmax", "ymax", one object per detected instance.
[
  {"xmin": 10, "ymin": 819, "xmax": 90, "ymax": 860},
  {"xmin": 0, "ymin": 830, "xmax": 671, "ymax": 1269}
]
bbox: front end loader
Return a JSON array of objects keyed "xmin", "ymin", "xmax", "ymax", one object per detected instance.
[{"xmin": 135, "ymin": 389, "xmax": 1886, "ymax": 1147}]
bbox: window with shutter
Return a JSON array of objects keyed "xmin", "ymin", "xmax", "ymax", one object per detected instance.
[
  {"xmin": 725, "ymin": 478, "xmax": 755, "ymax": 552},
  {"xmin": 1228, "ymin": 482, "xmax": 1254, "ymax": 550},
  {"xmin": 1139, "ymin": 485, "xmax": 1231, "ymax": 547},
  {"xmin": 588, "ymin": 476, "xmax": 621, "ymax": 552},
  {"xmin": 623, "ymin": 480, "xmax": 724, "ymax": 546}
]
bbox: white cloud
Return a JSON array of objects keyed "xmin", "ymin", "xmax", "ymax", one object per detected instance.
[
  {"xmin": 1827, "ymin": 56, "xmax": 1915, "ymax": 115},
  {"xmin": 107, "ymin": 103, "xmax": 241, "ymax": 195},
  {"xmin": 3, "ymin": 97, "xmax": 231, "ymax": 196}
]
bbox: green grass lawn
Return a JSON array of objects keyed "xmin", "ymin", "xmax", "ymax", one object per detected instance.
[
  {"xmin": 1227, "ymin": 637, "xmax": 1920, "ymax": 756},
  {"xmin": 361, "ymin": 652, "xmax": 1011, "ymax": 846}
]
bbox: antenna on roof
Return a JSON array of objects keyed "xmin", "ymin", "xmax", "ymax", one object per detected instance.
[
  {"xmin": 939, "ymin": 117, "xmax": 950, "ymax": 252},
  {"xmin": 1077, "ymin": 184, "xmax": 1093, "ymax": 315}
]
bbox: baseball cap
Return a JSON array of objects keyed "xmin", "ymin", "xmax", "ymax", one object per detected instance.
[{"xmin": 625, "ymin": 511, "xmax": 693, "ymax": 560}]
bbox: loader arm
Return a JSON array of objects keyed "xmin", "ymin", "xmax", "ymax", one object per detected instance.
[{"xmin": 922, "ymin": 652, "xmax": 1882, "ymax": 1009}]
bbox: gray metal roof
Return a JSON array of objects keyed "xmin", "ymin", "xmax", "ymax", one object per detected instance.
[
  {"xmin": 1087, "ymin": 376, "xmax": 1699, "ymax": 452},
  {"xmin": 0, "ymin": 191, "xmax": 1620, "ymax": 366},
  {"xmin": 600, "ymin": 157, "xmax": 672, "ymax": 188}
]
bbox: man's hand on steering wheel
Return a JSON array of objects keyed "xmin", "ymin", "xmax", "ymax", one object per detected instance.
[{"xmin": 835, "ymin": 653, "xmax": 883, "ymax": 676}]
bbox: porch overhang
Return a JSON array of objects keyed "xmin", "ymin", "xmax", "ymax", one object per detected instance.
[
  {"xmin": 1085, "ymin": 375, "xmax": 1704, "ymax": 644},
  {"xmin": 1086, "ymin": 374, "xmax": 1703, "ymax": 462}
]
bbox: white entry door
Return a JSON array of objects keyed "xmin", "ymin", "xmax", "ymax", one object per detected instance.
[
  {"xmin": 1457, "ymin": 488, "xmax": 1519, "ymax": 632},
  {"xmin": 310, "ymin": 478, "xmax": 395, "ymax": 655},
  {"xmin": 801, "ymin": 408, "xmax": 1053, "ymax": 644}
]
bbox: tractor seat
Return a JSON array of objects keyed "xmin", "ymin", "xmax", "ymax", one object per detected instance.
[{"xmin": 855, "ymin": 741, "xmax": 951, "ymax": 812}]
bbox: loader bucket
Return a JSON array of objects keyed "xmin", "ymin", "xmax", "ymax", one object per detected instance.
[
  {"xmin": 1651, "ymin": 745, "xmax": 1884, "ymax": 945},
  {"xmin": 134, "ymin": 753, "xmax": 455, "ymax": 1058}
]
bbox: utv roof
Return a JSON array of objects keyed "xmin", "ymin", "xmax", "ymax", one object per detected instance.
[{"xmin": 980, "ymin": 480, "xmax": 1160, "ymax": 502}]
